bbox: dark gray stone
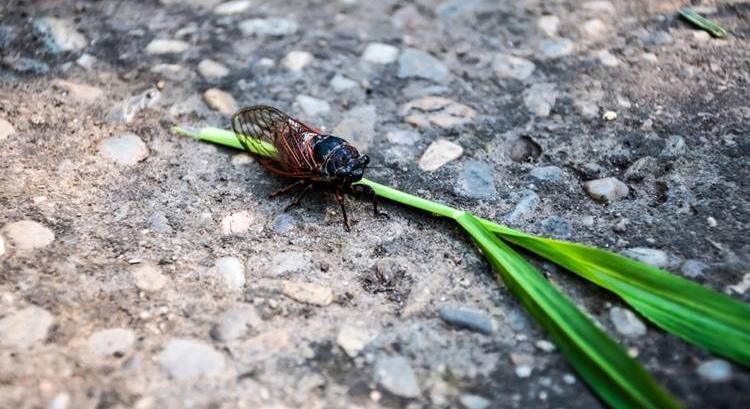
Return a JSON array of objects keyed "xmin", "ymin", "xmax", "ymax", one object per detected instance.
[{"xmin": 439, "ymin": 306, "xmax": 495, "ymax": 334}]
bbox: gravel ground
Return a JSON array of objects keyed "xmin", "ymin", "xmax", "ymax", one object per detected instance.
[{"xmin": 1, "ymin": 1, "xmax": 749, "ymax": 408}]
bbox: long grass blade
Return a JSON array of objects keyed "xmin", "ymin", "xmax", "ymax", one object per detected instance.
[
  {"xmin": 456, "ymin": 213, "xmax": 682, "ymax": 409},
  {"xmin": 679, "ymin": 7, "xmax": 728, "ymax": 38}
]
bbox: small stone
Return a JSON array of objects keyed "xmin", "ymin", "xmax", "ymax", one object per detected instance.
[
  {"xmin": 34, "ymin": 17, "xmax": 87, "ymax": 53},
  {"xmin": 148, "ymin": 212, "xmax": 172, "ymax": 233},
  {"xmin": 680, "ymin": 259, "xmax": 708, "ymax": 278},
  {"xmin": 145, "ymin": 39, "xmax": 190, "ymax": 55},
  {"xmin": 231, "ymin": 153, "xmax": 253, "ymax": 167},
  {"xmin": 214, "ymin": 256, "xmax": 246, "ymax": 290},
  {"xmin": 0, "ymin": 306, "xmax": 54, "ymax": 348},
  {"xmin": 439, "ymin": 306, "xmax": 495, "ymax": 334},
  {"xmin": 2, "ymin": 220, "xmax": 55, "ymax": 250},
  {"xmin": 505, "ymin": 192, "xmax": 539, "ymax": 223},
  {"xmin": 108, "ymin": 88, "xmax": 161, "ymax": 124},
  {"xmin": 386, "ymin": 129, "xmax": 421, "ymax": 146},
  {"xmin": 198, "ymin": 59, "xmax": 230, "ymax": 79},
  {"xmin": 524, "ymin": 82, "xmax": 557, "ymax": 117},
  {"xmin": 336, "ymin": 325, "xmax": 373, "ymax": 357},
  {"xmin": 597, "ymin": 49, "xmax": 620, "ymax": 67},
  {"xmin": 265, "ymin": 252, "xmax": 308, "ymax": 276},
  {"xmin": 282, "ymin": 50, "xmax": 313, "ymax": 71},
  {"xmin": 330, "ymin": 74, "xmax": 358, "ymax": 92},
  {"xmin": 584, "ymin": 177, "xmax": 629, "ymax": 202},
  {"xmin": 692, "ymin": 30, "xmax": 711, "ymax": 42},
  {"xmin": 661, "ymin": 134, "xmax": 686, "ymax": 159},
  {"xmin": 362, "ymin": 42, "xmax": 399, "ymax": 64},
  {"xmin": 239, "ymin": 18, "xmax": 299, "ymax": 36},
  {"xmin": 272, "ymin": 213, "xmax": 296, "ymax": 234},
  {"xmin": 538, "ymin": 38, "xmax": 574, "ymax": 58},
  {"xmin": 511, "ymin": 354, "xmax": 534, "ymax": 378},
  {"xmin": 696, "ymin": 359, "xmax": 732, "ymax": 382},
  {"xmin": 641, "ymin": 53, "xmax": 658, "ymax": 63},
  {"xmin": 374, "ymin": 354, "xmax": 421, "ymax": 398},
  {"xmin": 0, "ymin": 118, "xmax": 16, "ymax": 140},
  {"xmin": 210, "ymin": 303, "xmax": 261, "ymax": 341},
  {"xmin": 529, "ymin": 166, "xmax": 563, "ymax": 183},
  {"xmin": 624, "ymin": 156, "xmax": 660, "ymax": 181},
  {"xmin": 52, "ymin": 79, "xmax": 104, "ymax": 103},
  {"xmin": 582, "ymin": 19, "xmax": 607, "ymax": 39},
  {"xmin": 492, "ymin": 53, "xmax": 535, "ymax": 80},
  {"xmin": 85, "ymin": 328, "xmax": 136, "ymax": 358},
  {"xmin": 400, "ymin": 96, "xmax": 476, "ymax": 129},
  {"xmin": 637, "ymin": 30, "xmax": 673, "ymax": 46},
  {"xmin": 535, "ymin": 340, "xmax": 556, "ymax": 352},
  {"xmin": 220, "ymin": 211, "xmax": 254, "ymax": 235},
  {"xmin": 214, "ymin": 0, "xmax": 251, "ymax": 15},
  {"xmin": 397, "ymin": 48, "xmax": 449, "ymax": 82},
  {"xmin": 130, "ymin": 261, "xmax": 168, "ymax": 292},
  {"xmin": 158, "ymin": 338, "xmax": 226, "ymax": 380},
  {"xmin": 729, "ymin": 274, "xmax": 750, "ymax": 295},
  {"xmin": 537, "ymin": 15, "xmax": 560, "ymax": 37},
  {"xmin": 295, "ymin": 95, "xmax": 331, "ymax": 117},
  {"xmin": 76, "ymin": 53, "xmax": 97, "ymax": 70},
  {"xmin": 622, "ymin": 248, "xmax": 670, "ymax": 269},
  {"xmin": 0, "ymin": 234, "xmax": 5, "ymax": 257},
  {"xmin": 281, "ymin": 281, "xmax": 334, "ymax": 306},
  {"xmin": 47, "ymin": 393, "xmax": 71, "ymax": 409},
  {"xmin": 459, "ymin": 394, "xmax": 491, "ymax": 409},
  {"xmin": 455, "ymin": 160, "xmax": 496, "ymax": 200},
  {"xmin": 602, "ymin": 110, "xmax": 617, "ymax": 121},
  {"xmin": 542, "ymin": 216, "xmax": 571, "ymax": 239},
  {"xmin": 98, "ymin": 133, "xmax": 149, "ymax": 165},
  {"xmin": 332, "ymin": 104, "xmax": 376, "ymax": 151},
  {"xmin": 418, "ymin": 139, "xmax": 463, "ymax": 171},
  {"xmin": 203, "ymin": 88, "xmax": 237, "ymax": 115},
  {"xmin": 583, "ymin": 1, "xmax": 615, "ymax": 14},
  {"xmin": 609, "ymin": 307, "xmax": 646, "ymax": 336},
  {"xmin": 706, "ymin": 217, "xmax": 717, "ymax": 228}
]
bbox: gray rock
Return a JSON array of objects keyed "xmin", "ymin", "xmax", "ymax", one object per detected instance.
[
  {"xmin": 362, "ymin": 42, "xmax": 399, "ymax": 64},
  {"xmin": 108, "ymin": 88, "xmax": 161, "ymax": 124},
  {"xmin": 624, "ymin": 156, "xmax": 661, "ymax": 181},
  {"xmin": 198, "ymin": 59, "xmax": 230, "ymax": 79},
  {"xmin": 265, "ymin": 251, "xmax": 309, "ymax": 276},
  {"xmin": 98, "ymin": 134, "xmax": 149, "ymax": 166},
  {"xmin": 455, "ymin": 160, "xmax": 497, "ymax": 200},
  {"xmin": 439, "ymin": 306, "xmax": 496, "ymax": 334},
  {"xmin": 529, "ymin": 166, "xmax": 563, "ymax": 183},
  {"xmin": 333, "ymin": 105, "xmax": 376, "ymax": 152},
  {"xmin": 281, "ymin": 281, "xmax": 333, "ymax": 306},
  {"xmin": 681, "ymin": 259, "xmax": 708, "ymax": 278},
  {"xmin": 492, "ymin": 54, "xmax": 535, "ymax": 80},
  {"xmin": 0, "ymin": 306, "xmax": 54, "ymax": 348},
  {"xmin": 203, "ymin": 88, "xmax": 237, "ymax": 115},
  {"xmin": 145, "ymin": 39, "xmax": 189, "ymax": 55},
  {"xmin": 418, "ymin": 139, "xmax": 463, "ymax": 171},
  {"xmin": 459, "ymin": 394, "xmax": 491, "ymax": 409},
  {"xmin": 2, "ymin": 220, "xmax": 55, "ymax": 250},
  {"xmin": 660, "ymin": 135, "xmax": 686, "ymax": 159},
  {"xmin": 584, "ymin": 177, "xmax": 629, "ymax": 202},
  {"xmin": 272, "ymin": 213, "xmax": 296, "ymax": 234},
  {"xmin": 397, "ymin": 48, "xmax": 449, "ymax": 82},
  {"xmin": 219, "ymin": 211, "xmax": 255, "ymax": 235},
  {"xmin": 581, "ymin": 18, "xmax": 607, "ymax": 39},
  {"xmin": 505, "ymin": 192, "xmax": 539, "ymax": 223},
  {"xmin": 85, "ymin": 328, "xmax": 136, "ymax": 358},
  {"xmin": 0, "ymin": 234, "xmax": 5, "ymax": 258},
  {"xmin": 336, "ymin": 325, "xmax": 373, "ymax": 358},
  {"xmin": 158, "ymin": 338, "xmax": 226, "ymax": 380},
  {"xmin": 609, "ymin": 307, "xmax": 646, "ymax": 336},
  {"xmin": 130, "ymin": 261, "xmax": 168, "ymax": 292},
  {"xmin": 622, "ymin": 247, "xmax": 670, "ymax": 269},
  {"xmin": 0, "ymin": 117, "xmax": 16, "ymax": 140},
  {"xmin": 34, "ymin": 17, "xmax": 87, "ymax": 53},
  {"xmin": 597, "ymin": 49, "xmax": 620, "ymax": 67},
  {"xmin": 214, "ymin": 256, "xmax": 246, "ymax": 290},
  {"xmin": 282, "ymin": 50, "xmax": 313, "ymax": 71},
  {"xmin": 210, "ymin": 303, "xmax": 261, "ymax": 341},
  {"xmin": 76, "ymin": 53, "xmax": 97, "ymax": 70},
  {"xmin": 538, "ymin": 38, "xmax": 574, "ymax": 59},
  {"xmin": 148, "ymin": 212, "xmax": 172, "ymax": 233},
  {"xmin": 541, "ymin": 216, "xmax": 571, "ymax": 239},
  {"xmin": 214, "ymin": 0, "xmax": 251, "ymax": 15},
  {"xmin": 296, "ymin": 95, "xmax": 330, "ymax": 117},
  {"xmin": 524, "ymin": 82, "xmax": 557, "ymax": 117},
  {"xmin": 239, "ymin": 18, "xmax": 299, "ymax": 36},
  {"xmin": 47, "ymin": 393, "xmax": 70, "ymax": 409},
  {"xmin": 52, "ymin": 80, "xmax": 105, "ymax": 104},
  {"xmin": 537, "ymin": 15, "xmax": 560, "ymax": 37},
  {"xmin": 696, "ymin": 359, "xmax": 732, "ymax": 382},
  {"xmin": 374, "ymin": 354, "xmax": 421, "ymax": 398},
  {"xmin": 330, "ymin": 74, "xmax": 358, "ymax": 92},
  {"xmin": 386, "ymin": 130, "xmax": 421, "ymax": 146},
  {"xmin": 637, "ymin": 30, "xmax": 673, "ymax": 46}
]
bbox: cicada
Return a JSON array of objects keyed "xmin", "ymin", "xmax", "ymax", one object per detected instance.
[{"xmin": 231, "ymin": 105, "xmax": 385, "ymax": 231}]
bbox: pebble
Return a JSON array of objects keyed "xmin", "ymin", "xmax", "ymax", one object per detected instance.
[
  {"xmin": 386, "ymin": 129, "xmax": 421, "ymax": 146},
  {"xmin": 76, "ymin": 53, "xmax": 97, "ymax": 70},
  {"xmin": 198, "ymin": 59, "xmax": 230, "ymax": 79},
  {"xmin": 622, "ymin": 248, "xmax": 670, "ymax": 269},
  {"xmin": 0, "ymin": 234, "xmax": 5, "ymax": 257},
  {"xmin": 148, "ymin": 212, "xmax": 172, "ymax": 233},
  {"xmin": 108, "ymin": 87, "xmax": 161, "ymax": 124},
  {"xmin": 332, "ymin": 104, "xmax": 376, "ymax": 151},
  {"xmin": 239, "ymin": 18, "xmax": 299, "ymax": 36},
  {"xmin": 336, "ymin": 325, "xmax": 373, "ymax": 357},
  {"xmin": 265, "ymin": 251, "xmax": 308, "ymax": 276},
  {"xmin": 400, "ymin": 96, "xmax": 476, "ymax": 128},
  {"xmin": 330, "ymin": 74, "xmax": 358, "ymax": 92},
  {"xmin": 511, "ymin": 353, "xmax": 534, "ymax": 378},
  {"xmin": 582, "ymin": 19, "xmax": 607, "ymax": 39},
  {"xmin": 524, "ymin": 82, "xmax": 557, "ymax": 117},
  {"xmin": 98, "ymin": 133, "xmax": 150, "ymax": 165},
  {"xmin": 203, "ymin": 88, "xmax": 237, "ymax": 115},
  {"xmin": 583, "ymin": 1, "xmax": 615, "ymax": 14},
  {"xmin": 85, "ymin": 328, "xmax": 136, "ymax": 358},
  {"xmin": 439, "ymin": 306, "xmax": 496, "ymax": 334},
  {"xmin": 281, "ymin": 281, "xmax": 333, "ymax": 306},
  {"xmin": 584, "ymin": 177, "xmax": 629, "ymax": 202},
  {"xmin": 529, "ymin": 165, "xmax": 563, "ymax": 183},
  {"xmin": 637, "ymin": 30, "xmax": 673, "ymax": 46},
  {"xmin": 602, "ymin": 110, "xmax": 617, "ymax": 121},
  {"xmin": 459, "ymin": 394, "xmax": 491, "ymax": 409},
  {"xmin": 680, "ymin": 260, "xmax": 708, "ymax": 278},
  {"xmin": 397, "ymin": 48, "xmax": 449, "ymax": 82},
  {"xmin": 34, "ymin": 17, "xmax": 87, "ymax": 53},
  {"xmin": 282, "ymin": 50, "xmax": 313, "ymax": 71},
  {"xmin": 542, "ymin": 216, "xmax": 572, "ymax": 239},
  {"xmin": 374, "ymin": 354, "xmax": 421, "ymax": 398},
  {"xmin": 214, "ymin": 256, "xmax": 246, "ymax": 290},
  {"xmin": 624, "ymin": 156, "xmax": 660, "ymax": 181},
  {"xmin": 660, "ymin": 134, "xmax": 686, "ymax": 159},
  {"xmin": 214, "ymin": 0, "xmax": 251, "ymax": 15},
  {"xmin": 609, "ymin": 307, "xmax": 646, "ymax": 336},
  {"xmin": 220, "ymin": 211, "xmax": 254, "ymax": 235},
  {"xmin": 492, "ymin": 53, "xmax": 535, "ymax": 80},
  {"xmin": 0, "ymin": 306, "xmax": 54, "ymax": 348},
  {"xmin": 418, "ymin": 139, "xmax": 463, "ymax": 171},
  {"xmin": 435, "ymin": 0, "xmax": 481, "ymax": 18},
  {"xmin": 271, "ymin": 213, "xmax": 296, "ymax": 234},
  {"xmin": 597, "ymin": 49, "xmax": 620, "ymax": 67},
  {"xmin": 2, "ymin": 220, "xmax": 55, "ymax": 250},
  {"xmin": 362, "ymin": 42, "xmax": 399, "ymax": 64},
  {"xmin": 158, "ymin": 338, "xmax": 226, "ymax": 380},
  {"xmin": 729, "ymin": 274, "xmax": 750, "ymax": 295},
  {"xmin": 696, "ymin": 359, "xmax": 732, "ymax": 382},
  {"xmin": 51, "ymin": 79, "xmax": 104, "ymax": 103},
  {"xmin": 538, "ymin": 38, "xmax": 573, "ymax": 58},
  {"xmin": 145, "ymin": 39, "xmax": 190, "ymax": 55},
  {"xmin": 47, "ymin": 393, "xmax": 71, "ymax": 409},
  {"xmin": 455, "ymin": 160, "xmax": 497, "ymax": 200},
  {"xmin": 537, "ymin": 15, "xmax": 560, "ymax": 37},
  {"xmin": 535, "ymin": 340, "xmax": 556, "ymax": 352},
  {"xmin": 505, "ymin": 192, "xmax": 539, "ymax": 223},
  {"xmin": 210, "ymin": 303, "xmax": 261, "ymax": 341},
  {"xmin": 295, "ymin": 95, "xmax": 331, "ymax": 117},
  {"xmin": 130, "ymin": 262, "xmax": 168, "ymax": 292},
  {"xmin": 0, "ymin": 117, "xmax": 15, "ymax": 140}
]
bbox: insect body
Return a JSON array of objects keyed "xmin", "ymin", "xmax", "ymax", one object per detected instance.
[{"xmin": 231, "ymin": 105, "xmax": 384, "ymax": 230}]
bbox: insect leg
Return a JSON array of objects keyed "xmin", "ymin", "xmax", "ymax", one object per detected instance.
[
  {"xmin": 270, "ymin": 179, "xmax": 307, "ymax": 198},
  {"xmin": 284, "ymin": 182, "xmax": 313, "ymax": 211},
  {"xmin": 352, "ymin": 184, "xmax": 389, "ymax": 219},
  {"xmin": 335, "ymin": 189, "xmax": 351, "ymax": 232}
]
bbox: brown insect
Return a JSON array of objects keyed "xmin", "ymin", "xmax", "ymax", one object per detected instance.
[{"xmin": 231, "ymin": 105, "xmax": 386, "ymax": 231}]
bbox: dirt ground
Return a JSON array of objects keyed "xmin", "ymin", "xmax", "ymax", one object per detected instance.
[{"xmin": 1, "ymin": 0, "xmax": 749, "ymax": 408}]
